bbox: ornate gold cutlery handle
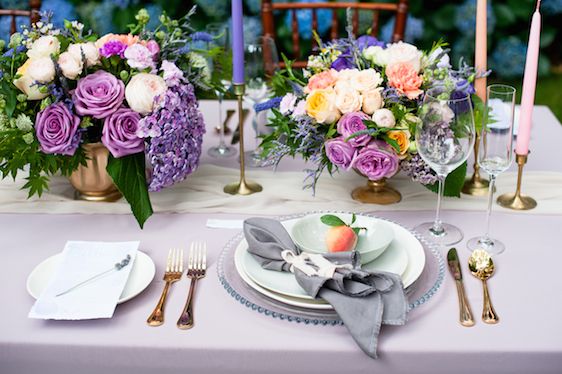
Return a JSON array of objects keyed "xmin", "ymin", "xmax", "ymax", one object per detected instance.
[
  {"xmin": 455, "ymin": 280, "xmax": 475, "ymax": 327},
  {"xmin": 482, "ymin": 280, "xmax": 499, "ymax": 324},
  {"xmin": 147, "ymin": 281, "xmax": 172, "ymax": 326},
  {"xmin": 177, "ymin": 278, "xmax": 198, "ymax": 329}
]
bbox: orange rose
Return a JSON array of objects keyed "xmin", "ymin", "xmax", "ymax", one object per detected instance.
[
  {"xmin": 305, "ymin": 69, "xmax": 338, "ymax": 93},
  {"xmin": 387, "ymin": 129, "xmax": 411, "ymax": 158},
  {"xmin": 386, "ymin": 62, "xmax": 423, "ymax": 100}
]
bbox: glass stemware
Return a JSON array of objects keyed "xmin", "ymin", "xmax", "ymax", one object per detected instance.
[
  {"xmin": 414, "ymin": 89, "xmax": 476, "ymax": 246},
  {"xmin": 206, "ymin": 23, "xmax": 237, "ymax": 158},
  {"xmin": 243, "ymin": 36, "xmax": 279, "ymax": 168},
  {"xmin": 467, "ymin": 84, "xmax": 516, "ymax": 255}
]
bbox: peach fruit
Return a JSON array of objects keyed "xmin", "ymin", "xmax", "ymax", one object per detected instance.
[{"xmin": 326, "ymin": 225, "xmax": 358, "ymax": 252}]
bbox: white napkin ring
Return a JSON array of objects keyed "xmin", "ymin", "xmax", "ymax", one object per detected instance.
[{"xmin": 281, "ymin": 250, "xmax": 353, "ymax": 279}]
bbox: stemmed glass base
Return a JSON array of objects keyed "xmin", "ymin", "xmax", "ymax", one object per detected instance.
[
  {"xmin": 243, "ymin": 150, "xmax": 266, "ymax": 168},
  {"xmin": 466, "ymin": 236, "xmax": 505, "ymax": 255},
  {"xmin": 414, "ymin": 222, "xmax": 464, "ymax": 246},
  {"xmin": 208, "ymin": 145, "xmax": 237, "ymax": 158}
]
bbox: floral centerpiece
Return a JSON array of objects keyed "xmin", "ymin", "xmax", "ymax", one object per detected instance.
[
  {"xmin": 259, "ymin": 32, "xmax": 484, "ymax": 201},
  {"xmin": 0, "ymin": 8, "xmax": 219, "ymax": 227}
]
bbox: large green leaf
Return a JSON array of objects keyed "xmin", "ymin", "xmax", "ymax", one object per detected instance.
[
  {"xmin": 424, "ymin": 162, "xmax": 468, "ymax": 197},
  {"xmin": 106, "ymin": 153, "xmax": 153, "ymax": 228}
]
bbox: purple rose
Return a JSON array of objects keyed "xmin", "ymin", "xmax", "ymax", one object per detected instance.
[
  {"xmin": 351, "ymin": 140, "xmax": 399, "ymax": 180},
  {"xmin": 356, "ymin": 35, "xmax": 385, "ymax": 50},
  {"xmin": 73, "ymin": 70, "xmax": 125, "ymax": 119},
  {"xmin": 325, "ymin": 137, "xmax": 356, "ymax": 170},
  {"xmin": 337, "ymin": 112, "xmax": 371, "ymax": 147},
  {"xmin": 35, "ymin": 102, "xmax": 80, "ymax": 156},
  {"xmin": 102, "ymin": 107, "xmax": 144, "ymax": 158}
]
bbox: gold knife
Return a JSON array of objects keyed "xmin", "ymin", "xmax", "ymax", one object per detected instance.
[{"xmin": 447, "ymin": 248, "xmax": 475, "ymax": 327}]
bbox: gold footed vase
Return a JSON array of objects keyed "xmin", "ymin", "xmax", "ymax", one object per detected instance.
[
  {"xmin": 351, "ymin": 178, "xmax": 401, "ymax": 205},
  {"xmin": 68, "ymin": 143, "xmax": 122, "ymax": 202}
]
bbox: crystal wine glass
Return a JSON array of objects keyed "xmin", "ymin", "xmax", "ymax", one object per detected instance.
[
  {"xmin": 243, "ymin": 36, "xmax": 279, "ymax": 167},
  {"xmin": 467, "ymin": 84, "xmax": 516, "ymax": 255},
  {"xmin": 206, "ymin": 23, "xmax": 237, "ymax": 158},
  {"xmin": 415, "ymin": 89, "xmax": 476, "ymax": 246}
]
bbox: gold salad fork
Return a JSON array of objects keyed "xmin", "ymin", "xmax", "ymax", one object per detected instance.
[
  {"xmin": 147, "ymin": 249, "xmax": 183, "ymax": 326},
  {"xmin": 177, "ymin": 242, "xmax": 207, "ymax": 329}
]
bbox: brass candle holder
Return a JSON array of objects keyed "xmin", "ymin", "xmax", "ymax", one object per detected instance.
[
  {"xmin": 462, "ymin": 132, "xmax": 490, "ymax": 196},
  {"xmin": 224, "ymin": 83, "xmax": 263, "ymax": 195},
  {"xmin": 497, "ymin": 154, "xmax": 537, "ymax": 210}
]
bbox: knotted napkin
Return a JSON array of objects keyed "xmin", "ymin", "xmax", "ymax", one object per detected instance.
[{"xmin": 244, "ymin": 218, "xmax": 408, "ymax": 358}]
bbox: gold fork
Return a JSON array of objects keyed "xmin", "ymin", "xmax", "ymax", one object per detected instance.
[
  {"xmin": 147, "ymin": 248, "xmax": 183, "ymax": 326},
  {"xmin": 177, "ymin": 242, "xmax": 207, "ymax": 329}
]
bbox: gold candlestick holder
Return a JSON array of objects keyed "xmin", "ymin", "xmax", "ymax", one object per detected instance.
[
  {"xmin": 497, "ymin": 154, "xmax": 537, "ymax": 210},
  {"xmin": 224, "ymin": 83, "xmax": 263, "ymax": 195},
  {"xmin": 462, "ymin": 132, "xmax": 490, "ymax": 196}
]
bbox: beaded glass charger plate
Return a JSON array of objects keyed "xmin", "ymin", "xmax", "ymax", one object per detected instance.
[{"xmin": 217, "ymin": 212, "xmax": 445, "ymax": 325}]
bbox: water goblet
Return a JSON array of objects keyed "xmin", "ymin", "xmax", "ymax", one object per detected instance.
[
  {"xmin": 414, "ymin": 89, "xmax": 476, "ymax": 246},
  {"xmin": 467, "ymin": 84, "xmax": 516, "ymax": 255}
]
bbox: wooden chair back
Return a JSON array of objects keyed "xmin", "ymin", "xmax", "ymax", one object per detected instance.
[
  {"xmin": 0, "ymin": 0, "xmax": 42, "ymax": 35},
  {"xmin": 261, "ymin": 0, "xmax": 409, "ymax": 68}
]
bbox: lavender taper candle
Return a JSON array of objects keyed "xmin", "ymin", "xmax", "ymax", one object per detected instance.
[{"xmin": 231, "ymin": 0, "xmax": 245, "ymax": 84}]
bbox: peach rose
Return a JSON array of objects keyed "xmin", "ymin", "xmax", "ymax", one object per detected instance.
[
  {"xmin": 350, "ymin": 69, "xmax": 383, "ymax": 93},
  {"xmin": 386, "ymin": 62, "xmax": 423, "ymax": 100},
  {"xmin": 95, "ymin": 34, "xmax": 144, "ymax": 49},
  {"xmin": 305, "ymin": 69, "xmax": 338, "ymax": 93},
  {"xmin": 361, "ymin": 89, "xmax": 384, "ymax": 115},
  {"xmin": 387, "ymin": 129, "xmax": 411, "ymax": 158},
  {"xmin": 304, "ymin": 88, "xmax": 340, "ymax": 124},
  {"xmin": 335, "ymin": 87, "xmax": 362, "ymax": 114}
]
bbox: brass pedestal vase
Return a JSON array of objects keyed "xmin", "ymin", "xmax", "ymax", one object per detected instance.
[{"xmin": 351, "ymin": 178, "xmax": 401, "ymax": 205}]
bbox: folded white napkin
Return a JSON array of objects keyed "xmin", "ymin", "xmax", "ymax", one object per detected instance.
[{"xmin": 29, "ymin": 241, "xmax": 139, "ymax": 320}]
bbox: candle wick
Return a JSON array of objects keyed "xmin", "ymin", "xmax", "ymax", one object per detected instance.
[{"xmin": 536, "ymin": 0, "xmax": 541, "ymax": 11}]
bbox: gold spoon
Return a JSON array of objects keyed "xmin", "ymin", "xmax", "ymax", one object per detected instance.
[{"xmin": 468, "ymin": 249, "xmax": 499, "ymax": 324}]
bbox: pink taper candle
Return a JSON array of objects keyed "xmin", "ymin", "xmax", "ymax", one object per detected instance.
[
  {"xmin": 515, "ymin": 1, "xmax": 542, "ymax": 156},
  {"xmin": 474, "ymin": 0, "xmax": 487, "ymax": 102}
]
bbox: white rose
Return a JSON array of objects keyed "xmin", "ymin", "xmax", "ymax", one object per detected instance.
[
  {"xmin": 334, "ymin": 79, "xmax": 354, "ymax": 94},
  {"xmin": 27, "ymin": 35, "xmax": 60, "ymax": 59},
  {"xmin": 27, "ymin": 57, "xmax": 55, "ymax": 83},
  {"xmin": 362, "ymin": 46, "xmax": 388, "ymax": 66},
  {"xmin": 68, "ymin": 42, "xmax": 100, "ymax": 67},
  {"xmin": 58, "ymin": 52, "xmax": 83, "ymax": 80},
  {"xmin": 13, "ymin": 59, "xmax": 47, "ymax": 100},
  {"xmin": 336, "ymin": 69, "xmax": 356, "ymax": 82},
  {"xmin": 335, "ymin": 87, "xmax": 362, "ymax": 114},
  {"xmin": 350, "ymin": 69, "xmax": 383, "ymax": 93},
  {"xmin": 384, "ymin": 42, "xmax": 423, "ymax": 72},
  {"xmin": 361, "ymin": 89, "xmax": 384, "ymax": 115},
  {"xmin": 125, "ymin": 73, "xmax": 167, "ymax": 115},
  {"xmin": 372, "ymin": 108, "xmax": 396, "ymax": 128}
]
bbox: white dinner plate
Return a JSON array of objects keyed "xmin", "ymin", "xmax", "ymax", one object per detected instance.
[
  {"xmin": 237, "ymin": 217, "xmax": 424, "ymax": 303},
  {"xmin": 27, "ymin": 251, "xmax": 156, "ymax": 304}
]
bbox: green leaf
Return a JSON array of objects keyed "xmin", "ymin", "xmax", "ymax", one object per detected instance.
[
  {"xmin": 351, "ymin": 213, "xmax": 356, "ymax": 225},
  {"xmin": 106, "ymin": 153, "xmax": 153, "ymax": 228},
  {"xmin": 424, "ymin": 162, "xmax": 468, "ymax": 197},
  {"xmin": 320, "ymin": 214, "xmax": 347, "ymax": 227},
  {"xmin": 382, "ymin": 135, "xmax": 401, "ymax": 153},
  {"xmin": 2, "ymin": 81, "xmax": 16, "ymax": 118},
  {"xmin": 352, "ymin": 227, "xmax": 360, "ymax": 236}
]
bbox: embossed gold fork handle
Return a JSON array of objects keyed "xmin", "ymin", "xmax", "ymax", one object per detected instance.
[
  {"xmin": 147, "ymin": 281, "xmax": 173, "ymax": 326},
  {"xmin": 482, "ymin": 280, "xmax": 499, "ymax": 324},
  {"xmin": 177, "ymin": 278, "xmax": 198, "ymax": 330},
  {"xmin": 455, "ymin": 280, "xmax": 475, "ymax": 327}
]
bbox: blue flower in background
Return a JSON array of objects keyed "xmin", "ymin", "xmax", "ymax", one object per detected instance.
[
  {"xmin": 113, "ymin": 0, "xmax": 140, "ymax": 10},
  {"xmin": 0, "ymin": 0, "xmax": 25, "ymax": 9},
  {"xmin": 451, "ymin": 35, "xmax": 475, "ymax": 67},
  {"xmin": 0, "ymin": 16, "xmax": 27, "ymax": 42},
  {"xmin": 455, "ymin": 0, "xmax": 495, "ymax": 35},
  {"xmin": 145, "ymin": 4, "xmax": 163, "ymax": 30},
  {"xmin": 244, "ymin": 0, "xmax": 261, "ymax": 15},
  {"xmin": 542, "ymin": 0, "xmax": 562, "ymax": 14},
  {"xmin": 41, "ymin": 0, "xmax": 77, "ymax": 28},
  {"xmin": 490, "ymin": 37, "xmax": 526, "ymax": 78},
  {"xmin": 92, "ymin": 0, "xmax": 116, "ymax": 34},
  {"xmin": 195, "ymin": 0, "xmax": 229, "ymax": 20},
  {"xmin": 283, "ymin": 0, "xmax": 332, "ymax": 40},
  {"xmin": 380, "ymin": 16, "xmax": 424, "ymax": 43}
]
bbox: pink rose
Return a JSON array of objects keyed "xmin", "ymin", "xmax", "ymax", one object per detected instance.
[
  {"xmin": 386, "ymin": 62, "xmax": 423, "ymax": 100},
  {"xmin": 305, "ymin": 69, "xmax": 338, "ymax": 93}
]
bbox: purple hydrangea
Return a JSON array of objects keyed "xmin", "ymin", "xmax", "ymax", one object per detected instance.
[
  {"xmin": 137, "ymin": 83, "xmax": 205, "ymax": 192},
  {"xmin": 400, "ymin": 154, "xmax": 438, "ymax": 185}
]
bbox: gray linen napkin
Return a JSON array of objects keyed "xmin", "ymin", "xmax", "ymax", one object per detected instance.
[{"xmin": 243, "ymin": 217, "xmax": 408, "ymax": 358}]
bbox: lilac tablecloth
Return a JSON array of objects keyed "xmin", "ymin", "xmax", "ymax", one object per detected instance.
[{"xmin": 0, "ymin": 104, "xmax": 561, "ymax": 374}]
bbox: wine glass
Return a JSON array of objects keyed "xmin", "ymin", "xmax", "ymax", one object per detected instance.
[
  {"xmin": 415, "ymin": 88, "xmax": 476, "ymax": 246},
  {"xmin": 467, "ymin": 84, "xmax": 516, "ymax": 255},
  {"xmin": 243, "ymin": 36, "xmax": 279, "ymax": 167},
  {"xmin": 206, "ymin": 23, "xmax": 237, "ymax": 158}
]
